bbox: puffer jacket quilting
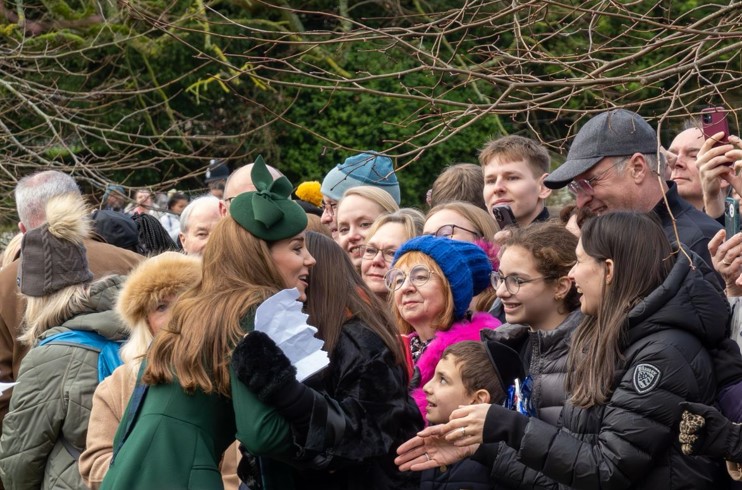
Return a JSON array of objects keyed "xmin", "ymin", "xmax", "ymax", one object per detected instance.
[{"xmin": 515, "ymin": 249, "xmax": 729, "ymax": 490}]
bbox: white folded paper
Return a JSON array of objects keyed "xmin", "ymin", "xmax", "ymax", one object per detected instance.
[
  {"xmin": 0, "ymin": 382, "xmax": 17, "ymax": 395},
  {"xmin": 254, "ymin": 288, "xmax": 330, "ymax": 381}
]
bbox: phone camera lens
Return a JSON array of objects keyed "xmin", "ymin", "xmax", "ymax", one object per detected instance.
[{"xmin": 703, "ymin": 114, "xmax": 712, "ymax": 124}]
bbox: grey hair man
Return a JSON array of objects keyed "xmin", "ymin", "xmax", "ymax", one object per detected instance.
[
  {"xmin": 0, "ymin": 171, "xmax": 141, "ymax": 429},
  {"xmin": 15, "ymin": 171, "xmax": 80, "ymax": 232},
  {"xmin": 179, "ymin": 195, "xmax": 222, "ymax": 256},
  {"xmin": 544, "ymin": 108, "xmax": 721, "ymax": 268}
]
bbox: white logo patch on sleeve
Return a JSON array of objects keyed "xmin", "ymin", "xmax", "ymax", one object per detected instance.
[{"xmin": 633, "ymin": 363, "xmax": 661, "ymax": 394}]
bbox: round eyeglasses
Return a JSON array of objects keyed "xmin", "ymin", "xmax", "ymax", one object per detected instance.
[
  {"xmin": 384, "ymin": 265, "xmax": 437, "ymax": 291},
  {"xmin": 361, "ymin": 245, "xmax": 397, "ymax": 264},
  {"xmin": 431, "ymin": 224, "xmax": 482, "ymax": 240},
  {"xmin": 490, "ymin": 271, "xmax": 551, "ymax": 294}
]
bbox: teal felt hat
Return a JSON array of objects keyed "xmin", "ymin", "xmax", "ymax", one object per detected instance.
[{"xmin": 230, "ymin": 156, "xmax": 308, "ymax": 241}]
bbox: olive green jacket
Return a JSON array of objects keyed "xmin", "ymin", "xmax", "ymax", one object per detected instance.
[{"xmin": 0, "ymin": 276, "xmax": 127, "ymax": 490}]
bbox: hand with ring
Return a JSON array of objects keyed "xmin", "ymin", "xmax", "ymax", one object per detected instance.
[
  {"xmin": 395, "ymin": 425, "xmax": 478, "ymax": 472},
  {"xmin": 708, "ymin": 229, "xmax": 742, "ymax": 295},
  {"xmin": 440, "ymin": 403, "xmax": 490, "ymax": 446}
]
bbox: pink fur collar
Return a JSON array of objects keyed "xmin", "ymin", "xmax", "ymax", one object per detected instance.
[{"xmin": 411, "ymin": 312, "xmax": 501, "ymax": 422}]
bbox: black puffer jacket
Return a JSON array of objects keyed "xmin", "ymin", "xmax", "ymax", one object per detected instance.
[
  {"xmin": 514, "ymin": 249, "xmax": 729, "ymax": 489},
  {"xmin": 480, "ymin": 310, "xmax": 581, "ymax": 488},
  {"xmin": 482, "ymin": 309, "xmax": 581, "ymax": 426}
]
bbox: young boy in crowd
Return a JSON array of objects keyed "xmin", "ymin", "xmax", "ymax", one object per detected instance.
[
  {"xmin": 420, "ymin": 340, "xmax": 524, "ymax": 489},
  {"xmin": 479, "ymin": 135, "xmax": 552, "ymax": 228}
]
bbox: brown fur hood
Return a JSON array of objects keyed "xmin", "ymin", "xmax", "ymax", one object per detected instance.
[{"xmin": 116, "ymin": 251, "xmax": 201, "ymax": 328}]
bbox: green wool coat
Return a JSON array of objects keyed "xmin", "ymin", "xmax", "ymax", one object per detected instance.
[{"xmin": 100, "ymin": 316, "xmax": 293, "ymax": 490}]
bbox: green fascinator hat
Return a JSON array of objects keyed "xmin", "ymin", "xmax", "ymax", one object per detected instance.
[{"xmin": 230, "ymin": 156, "xmax": 308, "ymax": 241}]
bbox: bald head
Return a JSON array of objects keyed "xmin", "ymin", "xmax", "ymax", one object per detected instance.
[{"xmin": 219, "ymin": 162, "xmax": 283, "ymax": 217}]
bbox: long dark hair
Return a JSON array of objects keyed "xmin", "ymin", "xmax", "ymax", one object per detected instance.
[
  {"xmin": 304, "ymin": 231, "xmax": 407, "ymax": 368},
  {"xmin": 566, "ymin": 212, "xmax": 674, "ymax": 408}
]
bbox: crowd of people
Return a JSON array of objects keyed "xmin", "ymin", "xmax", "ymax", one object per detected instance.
[{"xmin": 0, "ymin": 108, "xmax": 741, "ymax": 489}]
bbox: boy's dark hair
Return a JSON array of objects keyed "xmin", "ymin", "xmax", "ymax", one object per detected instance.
[
  {"xmin": 430, "ymin": 163, "xmax": 486, "ymax": 210},
  {"xmin": 478, "ymin": 135, "xmax": 550, "ymax": 176},
  {"xmin": 442, "ymin": 341, "xmax": 506, "ymax": 404}
]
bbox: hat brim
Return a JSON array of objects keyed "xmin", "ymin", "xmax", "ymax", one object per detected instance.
[{"xmin": 544, "ymin": 155, "xmax": 604, "ymax": 190}]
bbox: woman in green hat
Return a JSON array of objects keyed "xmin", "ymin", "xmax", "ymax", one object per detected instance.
[{"xmin": 101, "ymin": 157, "xmax": 314, "ymax": 489}]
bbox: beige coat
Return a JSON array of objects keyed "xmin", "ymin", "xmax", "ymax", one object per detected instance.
[{"xmin": 80, "ymin": 364, "xmax": 241, "ymax": 490}]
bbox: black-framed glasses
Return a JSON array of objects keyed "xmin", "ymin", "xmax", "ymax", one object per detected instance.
[
  {"xmin": 491, "ymin": 271, "xmax": 551, "ymax": 294},
  {"xmin": 361, "ymin": 245, "xmax": 397, "ymax": 264},
  {"xmin": 567, "ymin": 161, "xmax": 622, "ymax": 197},
  {"xmin": 322, "ymin": 200, "xmax": 338, "ymax": 216},
  {"xmin": 384, "ymin": 265, "xmax": 437, "ymax": 291},
  {"xmin": 431, "ymin": 224, "xmax": 482, "ymax": 239}
]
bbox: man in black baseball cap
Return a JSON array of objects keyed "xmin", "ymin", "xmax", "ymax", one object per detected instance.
[{"xmin": 545, "ymin": 109, "xmax": 720, "ymax": 268}]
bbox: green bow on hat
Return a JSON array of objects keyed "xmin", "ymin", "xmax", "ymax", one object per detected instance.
[{"xmin": 230, "ymin": 155, "xmax": 308, "ymax": 241}]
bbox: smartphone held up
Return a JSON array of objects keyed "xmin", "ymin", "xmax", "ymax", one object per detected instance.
[{"xmin": 701, "ymin": 107, "xmax": 730, "ymax": 146}]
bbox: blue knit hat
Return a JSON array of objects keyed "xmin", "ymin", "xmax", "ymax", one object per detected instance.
[
  {"xmin": 392, "ymin": 236, "xmax": 492, "ymax": 320},
  {"xmin": 320, "ymin": 152, "xmax": 401, "ymax": 204}
]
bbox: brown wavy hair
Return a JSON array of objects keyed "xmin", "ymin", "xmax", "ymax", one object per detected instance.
[
  {"xmin": 143, "ymin": 217, "xmax": 288, "ymax": 395},
  {"xmin": 566, "ymin": 212, "xmax": 673, "ymax": 408},
  {"xmin": 500, "ymin": 220, "xmax": 580, "ymax": 313}
]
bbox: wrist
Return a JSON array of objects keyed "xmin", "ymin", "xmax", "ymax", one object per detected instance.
[{"xmin": 704, "ymin": 194, "xmax": 725, "ymax": 219}]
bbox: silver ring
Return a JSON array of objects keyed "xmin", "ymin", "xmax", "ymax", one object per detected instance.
[
  {"xmin": 424, "ymin": 452, "xmax": 431, "ymax": 461},
  {"xmin": 460, "ymin": 427, "xmax": 466, "ymax": 437}
]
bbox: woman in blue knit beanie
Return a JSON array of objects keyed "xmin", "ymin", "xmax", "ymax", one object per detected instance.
[{"xmin": 386, "ymin": 235, "xmax": 501, "ymax": 421}]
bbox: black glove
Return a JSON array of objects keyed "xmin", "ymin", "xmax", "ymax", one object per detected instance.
[
  {"xmin": 482, "ymin": 404, "xmax": 530, "ymax": 451},
  {"xmin": 679, "ymin": 401, "xmax": 742, "ymax": 461},
  {"xmin": 231, "ymin": 331, "xmax": 296, "ymax": 402},
  {"xmin": 232, "ymin": 331, "xmax": 317, "ymax": 440}
]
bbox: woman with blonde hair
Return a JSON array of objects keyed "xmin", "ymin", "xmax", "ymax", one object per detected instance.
[
  {"xmin": 336, "ymin": 186, "xmax": 399, "ymax": 269},
  {"xmin": 100, "ymin": 158, "xmax": 315, "ymax": 489},
  {"xmin": 361, "ymin": 208, "xmax": 425, "ymax": 299},
  {"xmin": 425, "ymin": 201, "xmax": 500, "ymax": 312},
  {"xmin": 424, "ymin": 201, "xmax": 498, "ymax": 243}
]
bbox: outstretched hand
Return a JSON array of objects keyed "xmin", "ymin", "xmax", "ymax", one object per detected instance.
[{"xmin": 395, "ymin": 425, "xmax": 478, "ymax": 472}]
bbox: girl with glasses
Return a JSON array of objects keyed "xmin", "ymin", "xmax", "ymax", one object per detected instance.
[
  {"xmin": 386, "ymin": 235, "xmax": 500, "ymax": 421},
  {"xmin": 433, "ymin": 222, "xmax": 582, "ymax": 488}
]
